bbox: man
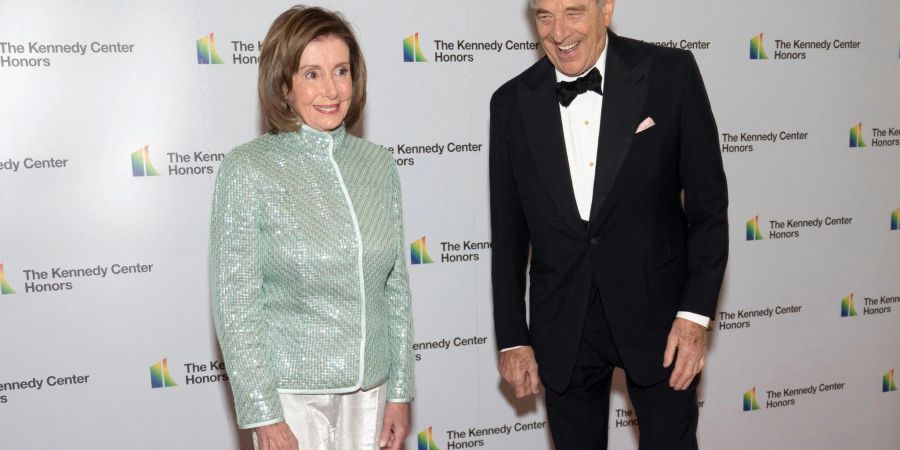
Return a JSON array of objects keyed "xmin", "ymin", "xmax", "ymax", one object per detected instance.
[{"xmin": 489, "ymin": 0, "xmax": 728, "ymax": 448}]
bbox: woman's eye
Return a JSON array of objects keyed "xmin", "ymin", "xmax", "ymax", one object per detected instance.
[{"xmin": 304, "ymin": 71, "xmax": 317, "ymax": 80}]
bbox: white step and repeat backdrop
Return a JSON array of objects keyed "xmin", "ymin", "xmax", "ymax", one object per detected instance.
[{"xmin": 1, "ymin": 1, "xmax": 898, "ymax": 449}]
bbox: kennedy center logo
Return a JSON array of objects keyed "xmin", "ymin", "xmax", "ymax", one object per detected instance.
[
  {"xmin": 418, "ymin": 426, "xmax": 441, "ymax": 450},
  {"xmin": 150, "ymin": 358, "xmax": 178, "ymax": 388},
  {"xmin": 750, "ymin": 33, "xmax": 768, "ymax": 60},
  {"xmin": 841, "ymin": 294, "xmax": 858, "ymax": 317},
  {"xmin": 743, "ymin": 387, "xmax": 761, "ymax": 411},
  {"xmin": 891, "ymin": 209, "xmax": 899, "ymax": 231},
  {"xmin": 410, "ymin": 236, "xmax": 434, "ymax": 265},
  {"xmin": 746, "ymin": 216, "xmax": 764, "ymax": 241},
  {"xmin": 197, "ymin": 32, "xmax": 224, "ymax": 64},
  {"xmin": 131, "ymin": 145, "xmax": 160, "ymax": 177},
  {"xmin": 403, "ymin": 32, "xmax": 427, "ymax": 62},
  {"xmin": 884, "ymin": 370, "xmax": 897, "ymax": 393},
  {"xmin": 849, "ymin": 123, "xmax": 867, "ymax": 148},
  {"xmin": 0, "ymin": 263, "xmax": 15, "ymax": 295}
]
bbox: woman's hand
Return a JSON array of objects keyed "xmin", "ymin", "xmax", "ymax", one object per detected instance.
[
  {"xmin": 378, "ymin": 402, "xmax": 411, "ymax": 450},
  {"xmin": 255, "ymin": 422, "xmax": 299, "ymax": 450}
]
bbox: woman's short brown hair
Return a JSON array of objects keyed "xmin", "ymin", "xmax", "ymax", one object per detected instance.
[{"xmin": 258, "ymin": 5, "xmax": 367, "ymax": 133}]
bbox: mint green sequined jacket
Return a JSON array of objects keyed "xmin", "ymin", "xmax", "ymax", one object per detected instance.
[{"xmin": 210, "ymin": 125, "xmax": 414, "ymax": 429}]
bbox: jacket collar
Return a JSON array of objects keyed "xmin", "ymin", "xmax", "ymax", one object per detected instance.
[
  {"xmin": 282, "ymin": 124, "xmax": 347, "ymax": 155},
  {"xmin": 516, "ymin": 31, "xmax": 651, "ymax": 231}
]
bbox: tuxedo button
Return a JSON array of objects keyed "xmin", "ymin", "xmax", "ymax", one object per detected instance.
[{"xmin": 589, "ymin": 238, "xmax": 599, "ymax": 245}]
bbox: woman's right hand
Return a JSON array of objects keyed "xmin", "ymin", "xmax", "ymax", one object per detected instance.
[{"xmin": 255, "ymin": 422, "xmax": 299, "ymax": 450}]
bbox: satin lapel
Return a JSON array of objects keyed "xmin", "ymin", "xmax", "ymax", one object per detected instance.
[
  {"xmin": 518, "ymin": 59, "xmax": 583, "ymax": 233},
  {"xmin": 589, "ymin": 35, "xmax": 651, "ymax": 225}
]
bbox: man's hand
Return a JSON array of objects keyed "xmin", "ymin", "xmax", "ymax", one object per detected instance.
[
  {"xmin": 663, "ymin": 317, "xmax": 708, "ymax": 390},
  {"xmin": 499, "ymin": 346, "xmax": 541, "ymax": 398},
  {"xmin": 379, "ymin": 401, "xmax": 410, "ymax": 450},
  {"xmin": 255, "ymin": 422, "xmax": 299, "ymax": 450}
]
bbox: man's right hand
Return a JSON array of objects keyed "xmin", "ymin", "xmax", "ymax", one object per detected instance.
[
  {"xmin": 499, "ymin": 346, "xmax": 541, "ymax": 398},
  {"xmin": 255, "ymin": 422, "xmax": 299, "ymax": 450}
]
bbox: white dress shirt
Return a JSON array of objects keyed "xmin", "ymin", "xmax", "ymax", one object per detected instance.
[{"xmin": 556, "ymin": 48, "xmax": 606, "ymax": 221}]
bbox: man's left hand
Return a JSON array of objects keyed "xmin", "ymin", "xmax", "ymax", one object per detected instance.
[
  {"xmin": 379, "ymin": 401, "xmax": 410, "ymax": 450},
  {"xmin": 663, "ymin": 317, "xmax": 708, "ymax": 390}
]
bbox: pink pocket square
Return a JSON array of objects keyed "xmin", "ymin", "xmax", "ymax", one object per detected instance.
[{"xmin": 636, "ymin": 117, "xmax": 655, "ymax": 133}]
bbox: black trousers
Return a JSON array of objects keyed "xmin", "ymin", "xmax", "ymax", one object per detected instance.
[{"xmin": 544, "ymin": 289, "xmax": 699, "ymax": 450}]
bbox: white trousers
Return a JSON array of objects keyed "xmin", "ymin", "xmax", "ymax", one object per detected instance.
[{"xmin": 254, "ymin": 384, "xmax": 387, "ymax": 450}]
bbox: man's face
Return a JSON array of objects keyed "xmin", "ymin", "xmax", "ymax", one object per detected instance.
[{"xmin": 534, "ymin": 0, "xmax": 615, "ymax": 77}]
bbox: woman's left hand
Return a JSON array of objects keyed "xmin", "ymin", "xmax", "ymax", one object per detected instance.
[{"xmin": 378, "ymin": 401, "xmax": 411, "ymax": 449}]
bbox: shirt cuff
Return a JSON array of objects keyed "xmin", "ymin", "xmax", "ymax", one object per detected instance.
[
  {"xmin": 500, "ymin": 346, "xmax": 524, "ymax": 352},
  {"xmin": 676, "ymin": 311, "xmax": 710, "ymax": 328}
]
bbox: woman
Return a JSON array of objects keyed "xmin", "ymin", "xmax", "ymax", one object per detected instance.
[{"xmin": 209, "ymin": 6, "xmax": 414, "ymax": 450}]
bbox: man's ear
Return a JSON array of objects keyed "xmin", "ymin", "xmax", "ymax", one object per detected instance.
[{"xmin": 602, "ymin": 0, "xmax": 616, "ymax": 27}]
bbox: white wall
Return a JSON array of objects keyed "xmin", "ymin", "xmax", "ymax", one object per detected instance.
[{"xmin": 0, "ymin": 1, "xmax": 898, "ymax": 448}]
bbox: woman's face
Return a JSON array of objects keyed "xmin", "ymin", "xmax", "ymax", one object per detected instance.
[{"xmin": 287, "ymin": 35, "xmax": 352, "ymax": 132}]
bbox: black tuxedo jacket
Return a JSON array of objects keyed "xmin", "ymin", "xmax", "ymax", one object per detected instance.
[{"xmin": 489, "ymin": 32, "xmax": 728, "ymax": 392}]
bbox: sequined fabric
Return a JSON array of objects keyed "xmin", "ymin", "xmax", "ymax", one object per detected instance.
[{"xmin": 210, "ymin": 125, "xmax": 414, "ymax": 429}]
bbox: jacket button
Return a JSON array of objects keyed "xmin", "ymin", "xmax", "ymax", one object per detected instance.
[{"xmin": 589, "ymin": 238, "xmax": 599, "ymax": 245}]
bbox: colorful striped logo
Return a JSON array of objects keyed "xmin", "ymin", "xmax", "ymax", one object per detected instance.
[
  {"xmin": 743, "ymin": 387, "xmax": 761, "ymax": 411},
  {"xmin": 197, "ymin": 32, "xmax": 224, "ymax": 64},
  {"xmin": 150, "ymin": 358, "xmax": 178, "ymax": 388},
  {"xmin": 0, "ymin": 263, "xmax": 15, "ymax": 295},
  {"xmin": 841, "ymin": 294, "xmax": 858, "ymax": 317},
  {"xmin": 849, "ymin": 123, "xmax": 866, "ymax": 148},
  {"xmin": 411, "ymin": 236, "xmax": 434, "ymax": 265},
  {"xmin": 891, "ymin": 209, "xmax": 899, "ymax": 231},
  {"xmin": 418, "ymin": 426, "xmax": 441, "ymax": 450},
  {"xmin": 746, "ymin": 216, "xmax": 764, "ymax": 241},
  {"xmin": 884, "ymin": 369, "xmax": 897, "ymax": 393},
  {"xmin": 750, "ymin": 33, "xmax": 768, "ymax": 60},
  {"xmin": 131, "ymin": 145, "xmax": 160, "ymax": 177},
  {"xmin": 403, "ymin": 33, "xmax": 427, "ymax": 62}
]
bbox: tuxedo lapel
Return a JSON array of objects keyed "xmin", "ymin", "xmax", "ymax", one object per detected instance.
[
  {"xmin": 589, "ymin": 33, "xmax": 651, "ymax": 225},
  {"xmin": 517, "ymin": 58, "xmax": 584, "ymax": 233}
]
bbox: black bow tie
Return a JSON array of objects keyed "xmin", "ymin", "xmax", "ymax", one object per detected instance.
[{"xmin": 556, "ymin": 67, "xmax": 603, "ymax": 107}]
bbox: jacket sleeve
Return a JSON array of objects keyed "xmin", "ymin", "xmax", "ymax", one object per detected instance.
[
  {"xmin": 384, "ymin": 162, "xmax": 415, "ymax": 402},
  {"xmin": 489, "ymin": 89, "xmax": 532, "ymax": 350},
  {"xmin": 677, "ymin": 52, "xmax": 729, "ymax": 318},
  {"xmin": 210, "ymin": 150, "xmax": 283, "ymax": 429}
]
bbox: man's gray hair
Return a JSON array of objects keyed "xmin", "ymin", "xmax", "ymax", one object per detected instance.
[{"xmin": 529, "ymin": 0, "xmax": 604, "ymax": 10}]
